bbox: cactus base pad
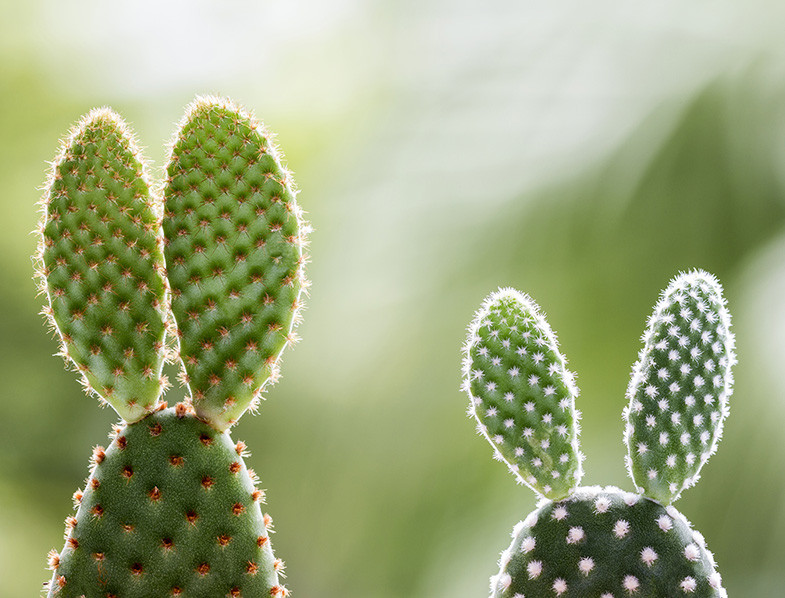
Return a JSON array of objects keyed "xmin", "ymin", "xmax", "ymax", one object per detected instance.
[
  {"xmin": 46, "ymin": 407, "xmax": 283, "ymax": 598},
  {"xmin": 491, "ymin": 486, "xmax": 725, "ymax": 598}
]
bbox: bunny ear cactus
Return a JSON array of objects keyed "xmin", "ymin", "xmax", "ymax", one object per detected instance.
[
  {"xmin": 36, "ymin": 97, "xmax": 307, "ymax": 598},
  {"xmin": 462, "ymin": 271, "xmax": 734, "ymax": 598}
]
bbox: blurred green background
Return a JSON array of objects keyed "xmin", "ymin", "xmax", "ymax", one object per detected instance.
[{"xmin": 2, "ymin": 1, "xmax": 785, "ymax": 596}]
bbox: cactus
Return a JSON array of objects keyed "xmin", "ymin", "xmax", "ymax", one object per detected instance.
[
  {"xmin": 35, "ymin": 96, "xmax": 307, "ymax": 597},
  {"xmin": 462, "ymin": 272, "xmax": 735, "ymax": 598}
]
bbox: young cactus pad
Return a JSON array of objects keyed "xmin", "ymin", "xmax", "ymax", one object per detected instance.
[
  {"xmin": 37, "ymin": 97, "xmax": 306, "ymax": 597},
  {"xmin": 462, "ymin": 288, "xmax": 583, "ymax": 500},
  {"xmin": 623, "ymin": 271, "xmax": 734, "ymax": 504},
  {"xmin": 462, "ymin": 271, "xmax": 734, "ymax": 598}
]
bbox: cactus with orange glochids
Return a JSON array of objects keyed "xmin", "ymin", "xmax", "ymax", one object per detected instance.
[
  {"xmin": 462, "ymin": 271, "xmax": 734, "ymax": 597},
  {"xmin": 36, "ymin": 96, "xmax": 308, "ymax": 597}
]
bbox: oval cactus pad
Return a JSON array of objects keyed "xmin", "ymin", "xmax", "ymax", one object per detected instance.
[
  {"xmin": 462, "ymin": 288, "xmax": 582, "ymax": 500},
  {"xmin": 624, "ymin": 270, "xmax": 735, "ymax": 504},
  {"xmin": 163, "ymin": 97, "xmax": 307, "ymax": 431},
  {"xmin": 37, "ymin": 109, "xmax": 167, "ymax": 422}
]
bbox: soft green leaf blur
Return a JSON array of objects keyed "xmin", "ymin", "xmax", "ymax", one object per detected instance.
[{"xmin": 2, "ymin": 1, "xmax": 785, "ymax": 596}]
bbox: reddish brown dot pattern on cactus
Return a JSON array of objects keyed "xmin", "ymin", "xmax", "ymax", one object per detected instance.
[
  {"xmin": 40, "ymin": 100, "xmax": 293, "ymax": 598},
  {"xmin": 38, "ymin": 109, "xmax": 167, "ymax": 423},
  {"xmin": 44, "ymin": 409, "xmax": 282, "ymax": 597},
  {"xmin": 163, "ymin": 98, "xmax": 307, "ymax": 431}
]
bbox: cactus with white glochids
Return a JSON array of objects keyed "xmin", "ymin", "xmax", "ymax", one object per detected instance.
[
  {"xmin": 462, "ymin": 271, "xmax": 735, "ymax": 597},
  {"xmin": 36, "ymin": 96, "xmax": 308, "ymax": 597}
]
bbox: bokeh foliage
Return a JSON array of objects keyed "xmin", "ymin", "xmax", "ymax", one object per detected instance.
[{"xmin": 2, "ymin": 3, "xmax": 785, "ymax": 597}]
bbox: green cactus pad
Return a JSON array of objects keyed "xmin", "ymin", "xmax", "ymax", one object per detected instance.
[
  {"xmin": 37, "ymin": 108, "xmax": 167, "ymax": 422},
  {"xmin": 163, "ymin": 97, "xmax": 307, "ymax": 431},
  {"xmin": 623, "ymin": 271, "xmax": 735, "ymax": 504},
  {"xmin": 463, "ymin": 288, "xmax": 582, "ymax": 500},
  {"xmin": 491, "ymin": 486, "xmax": 726, "ymax": 598},
  {"xmin": 45, "ymin": 406, "xmax": 287, "ymax": 598}
]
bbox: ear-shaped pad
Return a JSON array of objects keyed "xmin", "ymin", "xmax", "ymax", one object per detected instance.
[
  {"xmin": 38, "ymin": 109, "xmax": 167, "ymax": 422},
  {"xmin": 463, "ymin": 288, "xmax": 583, "ymax": 500},
  {"xmin": 624, "ymin": 270, "xmax": 735, "ymax": 504},
  {"xmin": 163, "ymin": 97, "xmax": 308, "ymax": 431}
]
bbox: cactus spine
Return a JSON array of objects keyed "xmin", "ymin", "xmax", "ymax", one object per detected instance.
[
  {"xmin": 36, "ymin": 97, "xmax": 307, "ymax": 597},
  {"xmin": 462, "ymin": 271, "xmax": 734, "ymax": 598}
]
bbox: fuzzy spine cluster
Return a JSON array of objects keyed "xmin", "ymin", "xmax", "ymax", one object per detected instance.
[
  {"xmin": 37, "ymin": 96, "xmax": 306, "ymax": 597},
  {"xmin": 462, "ymin": 271, "xmax": 734, "ymax": 598}
]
